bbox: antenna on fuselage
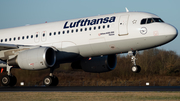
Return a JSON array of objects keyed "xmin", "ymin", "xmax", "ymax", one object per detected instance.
[{"xmin": 125, "ymin": 7, "xmax": 129, "ymax": 12}]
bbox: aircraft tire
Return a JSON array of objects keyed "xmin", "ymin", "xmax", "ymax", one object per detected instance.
[
  {"xmin": 52, "ymin": 76, "xmax": 59, "ymax": 86},
  {"xmin": 1, "ymin": 75, "xmax": 17, "ymax": 87},
  {"xmin": 43, "ymin": 76, "xmax": 59, "ymax": 86},
  {"xmin": 131, "ymin": 65, "xmax": 141, "ymax": 73},
  {"xmin": 9, "ymin": 75, "xmax": 17, "ymax": 87},
  {"xmin": 43, "ymin": 76, "xmax": 53, "ymax": 86}
]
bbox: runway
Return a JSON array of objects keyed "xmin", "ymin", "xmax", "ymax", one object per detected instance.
[{"xmin": 0, "ymin": 86, "xmax": 180, "ymax": 92}]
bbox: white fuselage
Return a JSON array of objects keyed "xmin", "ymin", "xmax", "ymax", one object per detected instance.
[{"xmin": 0, "ymin": 12, "xmax": 178, "ymax": 62}]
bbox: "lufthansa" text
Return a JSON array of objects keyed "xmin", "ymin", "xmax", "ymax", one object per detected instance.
[{"xmin": 63, "ymin": 16, "xmax": 116, "ymax": 29}]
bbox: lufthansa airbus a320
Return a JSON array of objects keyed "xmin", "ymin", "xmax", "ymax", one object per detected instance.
[{"xmin": 0, "ymin": 9, "xmax": 178, "ymax": 86}]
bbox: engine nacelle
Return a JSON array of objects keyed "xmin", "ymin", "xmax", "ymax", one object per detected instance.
[
  {"xmin": 9, "ymin": 47, "xmax": 56, "ymax": 70},
  {"xmin": 71, "ymin": 54, "xmax": 117, "ymax": 73}
]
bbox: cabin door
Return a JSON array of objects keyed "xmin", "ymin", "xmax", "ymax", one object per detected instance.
[{"xmin": 119, "ymin": 15, "xmax": 129, "ymax": 35}]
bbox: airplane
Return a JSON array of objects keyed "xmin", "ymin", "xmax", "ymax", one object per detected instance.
[{"xmin": 0, "ymin": 9, "xmax": 178, "ymax": 87}]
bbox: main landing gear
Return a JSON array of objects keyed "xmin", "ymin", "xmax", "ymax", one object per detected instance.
[
  {"xmin": 1, "ymin": 63, "xmax": 59, "ymax": 87},
  {"xmin": 43, "ymin": 68, "xmax": 59, "ymax": 86},
  {"xmin": 128, "ymin": 51, "xmax": 141, "ymax": 73},
  {"xmin": 1, "ymin": 65, "xmax": 17, "ymax": 87}
]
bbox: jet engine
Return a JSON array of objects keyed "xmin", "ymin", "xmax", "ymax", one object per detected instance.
[
  {"xmin": 71, "ymin": 54, "xmax": 117, "ymax": 73},
  {"xmin": 9, "ymin": 47, "xmax": 56, "ymax": 70}
]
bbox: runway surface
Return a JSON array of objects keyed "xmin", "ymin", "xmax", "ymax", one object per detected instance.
[{"xmin": 0, "ymin": 86, "xmax": 180, "ymax": 92}]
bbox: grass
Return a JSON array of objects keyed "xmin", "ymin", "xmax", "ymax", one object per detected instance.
[{"xmin": 0, "ymin": 92, "xmax": 180, "ymax": 101}]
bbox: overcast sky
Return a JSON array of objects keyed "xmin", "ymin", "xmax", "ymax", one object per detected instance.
[{"xmin": 0, "ymin": 0, "xmax": 179, "ymax": 55}]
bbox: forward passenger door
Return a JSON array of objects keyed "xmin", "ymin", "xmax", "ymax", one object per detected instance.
[{"xmin": 119, "ymin": 15, "xmax": 129, "ymax": 36}]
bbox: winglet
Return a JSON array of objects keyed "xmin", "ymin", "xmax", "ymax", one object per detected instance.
[{"xmin": 125, "ymin": 7, "xmax": 129, "ymax": 12}]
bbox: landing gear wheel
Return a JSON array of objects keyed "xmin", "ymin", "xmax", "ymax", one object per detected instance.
[
  {"xmin": 1, "ymin": 75, "xmax": 17, "ymax": 87},
  {"xmin": 53, "ymin": 76, "xmax": 59, "ymax": 86},
  {"xmin": 1, "ymin": 75, "xmax": 10, "ymax": 86},
  {"xmin": 10, "ymin": 75, "xmax": 17, "ymax": 87},
  {"xmin": 131, "ymin": 65, "xmax": 141, "ymax": 73},
  {"xmin": 43, "ymin": 76, "xmax": 53, "ymax": 86},
  {"xmin": 43, "ymin": 76, "xmax": 59, "ymax": 86}
]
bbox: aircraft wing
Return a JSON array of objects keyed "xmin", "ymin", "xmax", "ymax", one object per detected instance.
[
  {"xmin": 0, "ymin": 43, "xmax": 42, "ymax": 61},
  {"xmin": 0, "ymin": 43, "xmax": 18, "ymax": 51}
]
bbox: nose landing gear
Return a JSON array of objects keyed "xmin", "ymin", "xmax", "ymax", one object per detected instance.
[{"xmin": 128, "ymin": 51, "xmax": 141, "ymax": 73}]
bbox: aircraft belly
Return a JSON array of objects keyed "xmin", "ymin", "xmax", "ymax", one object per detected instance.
[
  {"xmin": 89, "ymin": 38, "xmax": 108, "ymax": 56},
  {"xmin": 114, "ymin": 35, "xmax": 175, "ymax": 52},
  {"xmin": 76, "ymin": 35, "xmax": 174, "ymax": 57}
]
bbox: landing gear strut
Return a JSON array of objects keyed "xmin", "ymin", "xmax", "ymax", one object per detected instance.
[
  {"xmin": 1, "ymin": 64, "xmax": 17, "ymax": 87},
  {"xmin": 128, "ymin": 51, "xmax": 141, "ymax": 73},
  {"xmin": 43, "ymin": 68, "xmax": 59, "ymax": 86}
]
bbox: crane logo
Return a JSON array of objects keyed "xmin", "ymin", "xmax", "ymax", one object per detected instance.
[{"xmin": 140, "ymin": 27, "xmax": 147, "ymax": 35}]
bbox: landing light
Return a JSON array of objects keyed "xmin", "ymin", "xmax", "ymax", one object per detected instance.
[
  {"xmin": 20, "ymin": 82, "xmax": 24, "ymax": 86},
  {"xmin": 146, "ymin": 82, "xmax": 150, "ymax": 86}
]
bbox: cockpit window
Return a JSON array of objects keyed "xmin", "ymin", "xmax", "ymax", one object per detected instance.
[
  {"xmin": 141, "ymin": 19, "xmax": 146, "ymax": 24},
  {"xmin": 153, "ymin": 18, "xmax": 164, "ymax": 22},
  {"xmin": 141, "ymin": 18, "xmax": 164, "ymax": 25},
  {"xmin": 147, "ymin": 18, "xmax": 154, "ymax": 24}
]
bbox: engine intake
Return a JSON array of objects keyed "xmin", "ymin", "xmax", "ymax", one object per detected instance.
[{"xmin": 71, "ymin": 54, "xmax": 117, "ymax": 73}]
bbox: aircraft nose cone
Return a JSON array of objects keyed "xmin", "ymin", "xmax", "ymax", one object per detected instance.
[
  {"xmin": 170, "ymin": 26, "xmax": 178, "ymax": 37},
  {"xmin": 164, "ymin": 24, "xmax": 178, "ymax": 39}
]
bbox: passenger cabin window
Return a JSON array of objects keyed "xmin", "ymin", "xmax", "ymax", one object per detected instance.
[
  {"xmin": 103, "ymin": 25, "xmax": 105, "ymax": 29},
  {"xmin": 43, "ymin": 33, "xmax": 45, "ymax": 37},
  {"xmin": 141, "ymin": 18, "xmax": 164, "ymax": 25},
  {"xmin": 98, "ymin": 26, "xmax": 100, "ymax": 29}
]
